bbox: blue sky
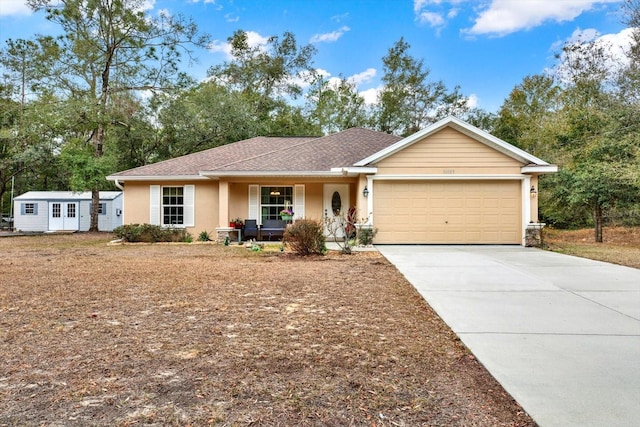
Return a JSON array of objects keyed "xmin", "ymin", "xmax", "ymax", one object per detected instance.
[{"xmin": 0, "ymin": 0, "xmax": 633, "ymax": 112}]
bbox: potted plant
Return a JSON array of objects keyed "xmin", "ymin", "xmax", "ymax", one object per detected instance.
[
  {"xmin": 230, "ymin": 218, "xmax": 243, "ymax": 229},
  {"xmin": 279, "ymin": 208, "xmax": 294, "ymax": 221}
]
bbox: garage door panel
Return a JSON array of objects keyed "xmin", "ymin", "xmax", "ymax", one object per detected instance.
[{"xmin": 373, "ymin": 180, "xmax": 521, "ymax": 244}]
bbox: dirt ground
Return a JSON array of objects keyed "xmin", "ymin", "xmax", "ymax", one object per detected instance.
[
  {"xmin": 0, "ymin": 233, "xmax": 535, "ymax": 426},
  {"xmin": 545, "ymin": 226, "xmax": 640, "ymax": 269}
]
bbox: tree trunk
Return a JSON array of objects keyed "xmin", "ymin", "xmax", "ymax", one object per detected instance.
[
  {"xmin": 90, "ymin": 189, "xmax": 100, "ymax": 232},
  {"xmin": 593, "ymin": 203, "xmax": 603, "ymax": 243},
  {"xmin": 88, "ymin": 124, "xmax": 105, "ymax": 232}
]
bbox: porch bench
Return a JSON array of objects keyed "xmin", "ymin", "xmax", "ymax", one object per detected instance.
[{"xmin": 260, "ymin": 219, "xmax": 287, "ymax": 241}]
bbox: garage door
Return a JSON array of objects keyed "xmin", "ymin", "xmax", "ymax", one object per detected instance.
[{"xmin": 373, "ymin": 180, "xmax": 521, "ymax": 244}]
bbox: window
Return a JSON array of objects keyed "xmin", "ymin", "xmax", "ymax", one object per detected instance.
[
  {"xmin": 162, "ymin": 187, "xmax": 184, "ymax": 225},
  {"xmin": 261, "ymin": 186, "xmax": 293, "ymax": 221},
  {"xmin": 89, "ymin": 202, "xmax": 106, "ymax": 215},
  {"xmin": 23, "ymin": 203, "xmax": 36, "ymax": 215},
  {"xmin": 150, "ymin": 185, "xmax": 194, "ymax": 227},
  {"xmin": 67, "ymin": 203, "xmax": 76, "ymax": 218}
]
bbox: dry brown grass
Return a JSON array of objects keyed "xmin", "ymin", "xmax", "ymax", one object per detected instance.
[
  {"xmin": 0, "ymin": 233, "xmax": 534, "ymax": 426},
  {"xmin": 545, "ymin": 226, "xmax": 640, "ymax": 269}
]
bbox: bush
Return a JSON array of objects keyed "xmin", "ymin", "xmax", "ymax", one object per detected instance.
[
  {"xmin": 113, "ymin": 224, "xmax": 191, "ymax": 243},
  {"xmin": 198, "ymin": 230, "xmax": 212, "ymax": 242},
  {"xmin": 283, "ymin": 219, "xmax": 326, "ymax": 256},
  {"xmin": 357, "ymin": 227, "xmax": 378, "ymax": 246}
]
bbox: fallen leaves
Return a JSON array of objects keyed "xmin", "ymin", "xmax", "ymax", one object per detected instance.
[{"xmin": 0, "ymin": 233, "xmax": 535, "ymax": 426}]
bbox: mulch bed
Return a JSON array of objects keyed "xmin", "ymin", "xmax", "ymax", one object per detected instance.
[{"xmin": 0, "ymin": 233, "xmax": 535, "ymax": 426}]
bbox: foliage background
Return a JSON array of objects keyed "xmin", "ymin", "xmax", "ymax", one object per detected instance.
[{"xmin": 1, "ymin": 0, "xmax": 639, "ymax": 239}]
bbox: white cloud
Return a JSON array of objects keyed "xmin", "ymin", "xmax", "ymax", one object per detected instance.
[
  {"xmin": 413, "ymin": 0, "xmax": 466, "ymax": 29},
  {"xmin": 466, "ymin": 93, "xmax": 479, "ymax": 109},
  {"xmin": 208, "ymin": 30, "xmax": 270, "ymax": 58},
  {"xmin": 464, "ymin": 0, "xmax": 621, "ymax": 37},
  {"xmin": 550, "ymin": 27, "xmax": 636, "ymax": 82},
  {"xmin": 360, "ymin": 87, "xmax": 381, "ymax": 105},
  {"xmin": 157, "ymin": 8, "xmax": 171, "ymax": 19},
  {"xmin": 417, "ymin": 11, "xmax": 445, "ymax": 27},
  {"xmin": 224, "ymin": 13, "xmax": 239, "ymax": 23},
  {"xmin": 314, "ymin": 68, "xmax": 332, "ymax": 79},
  {"xmin": 347, "ymin": 68, "xmax": 377, "ymax": 86},
  {"xmin": 0, "ymin": 0, "xmax": 32, "ymax": 16},
  {"xmin": 140, "ymin": 0, "xmax": 156, "ymax": 12},
  {"xmin": 413, "ymin": 0, "xmax": 432, "ymax": 14},
  {"xmin": 331, "ymin": 13, "xmax": 349, "ymax": 23},
  {"xmin": 310, "ymin": 26, "xmax": 350, "ymax": 43}
]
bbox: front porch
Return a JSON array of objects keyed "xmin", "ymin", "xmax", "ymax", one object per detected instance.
[{"xmin": 213, "ymin": 178, "xmax": 369, "ymax": 243}]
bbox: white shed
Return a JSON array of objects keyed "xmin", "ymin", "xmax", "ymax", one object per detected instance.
[{"xmin": 13, "ymin": 191, "xmax": 123, "ymax": 232}]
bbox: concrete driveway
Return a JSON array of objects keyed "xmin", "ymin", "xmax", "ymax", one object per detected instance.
[{"xmin": 377, "ymin": 245, "xmax": 640, "ymax": 427}]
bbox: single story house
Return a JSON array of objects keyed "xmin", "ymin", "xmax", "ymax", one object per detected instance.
[
  {"xmin": 13, "ymin": 191, "xmax": 123, "ymax": 232},
  {"xmin": 106, "ymin": 116, "xmax": 557, "ymax": 245}
]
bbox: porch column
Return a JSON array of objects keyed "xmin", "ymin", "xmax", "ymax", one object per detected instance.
[
  {"xmin": 218, "ymin": 180, "xmax": 229, "ymax": 226},
  {"xmin": 216, "ymin": 180, "xmax": 232, "ymax": 242},
  {"xmin": 356, "ymin": 175, "xmax": 369, "ymax": 222},
  {"xmin": 530, "ymin": 175, "xmax": 539, "ymax": 223}
]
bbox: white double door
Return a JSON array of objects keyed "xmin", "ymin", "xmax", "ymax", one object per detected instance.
[{"xmin": 49, "ymin": 202, "xmax": 79, "ymax": 231}]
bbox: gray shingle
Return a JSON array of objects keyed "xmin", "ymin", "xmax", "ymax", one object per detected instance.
[{"xmin": 111, "ymin": 128, "xmax": 401, "ymax": 177}]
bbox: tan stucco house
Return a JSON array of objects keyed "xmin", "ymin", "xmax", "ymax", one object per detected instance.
[{"xmin": 106, "ymin": 116, "xmax": 557, "ymax": 245}]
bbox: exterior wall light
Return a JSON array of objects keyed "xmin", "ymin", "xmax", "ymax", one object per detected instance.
[
  {"xmin": 530, "ymin": 185, "xmax": 537, "ymax": 197},
  {"xmin": 363, "ymin": 186, "xmax": 369, "ymax": 197}
]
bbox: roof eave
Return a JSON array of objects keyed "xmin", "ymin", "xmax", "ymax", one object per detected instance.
[
  {"xmin": 521, "ymin": 164, "xmax": 558, "ymax": 174},
  {"xmin": 199, "ymin": 170, "xmax": 348, "ymax": 178},
  {"xmin": 106, "ymin": 175, "xmax": 208, "ymax": 181}
]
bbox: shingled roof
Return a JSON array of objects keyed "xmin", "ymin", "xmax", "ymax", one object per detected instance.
[{"xmin": 109, "ymin": 128, "xmax": 401, "ymax": 178}]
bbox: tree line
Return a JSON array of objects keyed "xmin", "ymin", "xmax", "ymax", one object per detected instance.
[{"xmin": 1, "ymin": 0, "xmax": 639, "ymax": 240}]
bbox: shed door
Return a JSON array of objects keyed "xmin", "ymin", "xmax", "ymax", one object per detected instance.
[
  {"xmin": 49, "ymin": 202, "xmax": 79, "ymax": 231},
  {"xmin": 373, "ymin": 180, "xmax": 521, "ymax": 244}
]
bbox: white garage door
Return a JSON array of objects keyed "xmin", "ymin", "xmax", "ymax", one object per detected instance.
[{"xmin": 373, "ymin": 180, "xmax": 522, "ymax": 244}]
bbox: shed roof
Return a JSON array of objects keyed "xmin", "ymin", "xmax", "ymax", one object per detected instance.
[{"xmin": 15, "ymin": 191, "xmax": 122, "ymax": 201}]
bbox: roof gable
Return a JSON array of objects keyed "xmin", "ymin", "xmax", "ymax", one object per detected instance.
[
  {"xmin": 355, "ymin": 116, "xmax": 551, "ymax": 167},
  {"xmin": 375, "ymin": 126, "xmax": 524, "ymax": 170}
]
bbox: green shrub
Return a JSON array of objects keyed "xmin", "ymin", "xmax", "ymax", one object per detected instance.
[
  {"xmin": 113, "ymin": 224, "xmax": 191, "ymax": 243},
  {"xmin": 198, "ymin": 230, "xmax": 212, "ymax": 242},
  {"xmin": 283, "ymin": 219, "xmax": 326, "ymax": 256},
  {"xmin": 357, "ymin": 227, "xmax": 378, "ymax": 246}
]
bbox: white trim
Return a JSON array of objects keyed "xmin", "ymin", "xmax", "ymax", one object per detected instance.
[
  {"xmin": 521, "ymin": 165, "xmax": 558, "ymax": 174},
  {"xmin": 198, "ymin": 170, "xmax": 345, "ymax": 178},
  {"xmin": 355, "ymin": 116, "xmax": 551, "ymax": 167},
  {"xmin": 330, "ymin": 167, "xmax": 378, "ymax": 175},
  {"xmin": 522, "ymin": 177, "xmax": 532, "ymax": 241},
  {"xmin": 248, "ymin": 185, "xmax": 259, "ymax": 222},
  {"xmin": 294, "ymin": 184, "xmax": 305, "ymax": 220},
  {"xmin": 369, "ymin": 175, "xmax": 530, "ymax": 246},
  {"xmin": 366, "ymin": 175, "xmax": 374, "ymax": 226},
  {"xmin": 369, "ymin": 174, "xmax": 526, "ymax": 181},
  {"xmin": 183, "ymin": 184, "xmax": 195, "ymax": 227},
  {"xmin": 149, "ymin": 185, "xmax": 160, "ymax": 225},
  {"xmin": 107, "ymin": 175, "xmax": 207, "ymax": 181}
]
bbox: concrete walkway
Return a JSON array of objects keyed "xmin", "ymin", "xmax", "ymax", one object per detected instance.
[{"xmin": 377, "ymin": 245, "xmax": 640, "ymax": 427}]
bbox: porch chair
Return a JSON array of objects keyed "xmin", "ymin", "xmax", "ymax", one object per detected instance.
[{"xmin": 244, "ymin": 219, "xmax": 259, "ymax": 240}]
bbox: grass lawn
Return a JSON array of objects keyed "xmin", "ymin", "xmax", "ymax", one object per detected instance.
[
  {"xmin": 0, "ymin": 233, "xmax": 534, "ymax": 426},
  {"xmin": 545, "ymin": 226, "xmax": 640, "ymax": 269}
]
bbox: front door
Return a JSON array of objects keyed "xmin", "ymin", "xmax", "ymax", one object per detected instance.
[
  {"xmin": 323, "ymin": 184, "xmax": 349, "ymax": 240},
  {"xmin": 49, "ymin": 202, "xmax": 79, "ymax": 231}
]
